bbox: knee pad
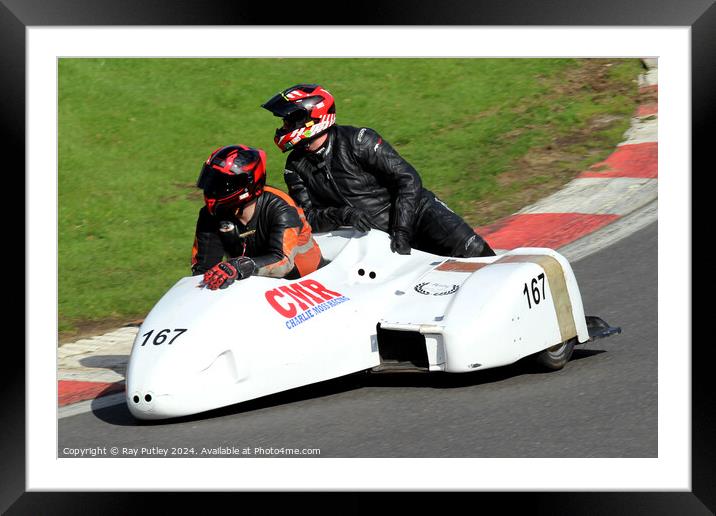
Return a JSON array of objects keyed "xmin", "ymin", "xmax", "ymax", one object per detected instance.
[{"xmin": 456, "ymin": 233, "xmax": 496, "ymax": 257}]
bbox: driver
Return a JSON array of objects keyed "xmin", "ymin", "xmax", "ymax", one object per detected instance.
[
  {"xmin": 192, "ymin": 144, "xmax": 327, "ymax": 290},
  {"xmin": 261, "ymin": 83, "xmax": 495, "ymax": 258}
]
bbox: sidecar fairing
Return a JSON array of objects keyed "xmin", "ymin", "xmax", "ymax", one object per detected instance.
[{"xmin": 126, "ymin": 229, "xmax": 600, "ymax": 420}]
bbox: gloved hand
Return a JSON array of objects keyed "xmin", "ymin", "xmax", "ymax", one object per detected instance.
[
  {"xmin": 341, "ymin": 207, "xmax": 372, "ymax": 232},
  {"xmin": 203, "ymin": 262, "xmax": 237, "ymax": 290},
  {"xmin": 202, "ymin": 257, "xmax": 256, "ymax": 290},
  {"xmin": 230, "ymin": 256, "xmax": 257, "ymax": 279},
  {"xmin": 390, "ymin": 229, "xmax": 412, "ymax": 255}
]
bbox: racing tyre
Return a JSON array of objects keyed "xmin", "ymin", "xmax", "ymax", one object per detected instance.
[{"xmin": 531, "ymin": 337, "xmax": 576, "ymax": 371}]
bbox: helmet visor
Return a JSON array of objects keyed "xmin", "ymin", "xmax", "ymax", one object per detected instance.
[
  {"xmin": 281, "ymin": 109, "xmax": 310, "ymax": 131},
  {"xmin": 198, "ymin": 165, "xmax": 250, "ymax": 201}
]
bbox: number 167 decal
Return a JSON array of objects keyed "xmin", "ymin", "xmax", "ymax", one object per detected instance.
[
  {"xmin": 140, "ymin": 328, "xmax": 188, "ymax": 346},
  {"xmin": 522, "ymin": 273, "xmax": 546, "ymax": 309}
]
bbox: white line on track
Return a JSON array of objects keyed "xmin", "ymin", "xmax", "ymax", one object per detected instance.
[{"xmin": 559, "ymin": 200, "xmax": 658, "ymax": 263}]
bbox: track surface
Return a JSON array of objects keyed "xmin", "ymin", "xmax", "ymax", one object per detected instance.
[{"xmin": 58, "ymin": 222, "xmax": 657, "ymax": 458}]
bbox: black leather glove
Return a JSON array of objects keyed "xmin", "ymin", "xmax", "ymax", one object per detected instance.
[
  {"xmin": 390, "ymin": 229, "xmax": 412, "ymax": 255},
  {"xmin": 202, "ymin": 257, "xmax": 256, "ymax": 290},
  {"xmin": 229, "ymin": 256, "xmax": 257, "ymax": 280},
  {"xmin": 341, "ymin": 207, "xmax": 372, "ymax": 232}
]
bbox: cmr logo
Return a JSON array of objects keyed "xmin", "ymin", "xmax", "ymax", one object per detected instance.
[{"xmin": 265, "ymin": 279, "xmax": 350, "ymax": 330}]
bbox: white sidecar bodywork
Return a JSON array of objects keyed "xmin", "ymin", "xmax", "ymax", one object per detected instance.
[{"xmin": 126, "ymin": 229, "xmax": 590, "ymax": 419}]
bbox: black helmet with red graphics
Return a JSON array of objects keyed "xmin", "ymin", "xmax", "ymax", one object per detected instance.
[
  {"xmin": 261, "ymin": 84, "xmax": 336, "ymax": 152},
  {"xmin": 197, "ymin": 145, "xmax": 267, "ymax": 216}
]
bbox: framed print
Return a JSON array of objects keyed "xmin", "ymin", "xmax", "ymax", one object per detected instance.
[{"xmin": 3, "ymin": 0, "xmax": 712, "ymax": 512}]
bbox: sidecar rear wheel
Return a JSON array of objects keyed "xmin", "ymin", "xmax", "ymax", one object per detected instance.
[{"xmin": 531, "ymin": 337, "xmax": 576, "ymax": 370}]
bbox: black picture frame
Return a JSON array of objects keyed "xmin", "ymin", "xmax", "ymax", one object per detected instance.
[{"xmin": 3, "ymin": 0, "xmax": 711, "ymax": 513}]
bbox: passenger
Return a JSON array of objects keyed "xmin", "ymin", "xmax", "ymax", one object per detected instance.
[
  {"xmin": 192, "ymin": 144, "xmax": 327, "ymax": 290},
  {"xmin": 261, "ymin": 84, "xmax": 495, "ymax": 258}
]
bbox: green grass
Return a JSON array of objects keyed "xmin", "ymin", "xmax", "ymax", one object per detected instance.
[{"xmin": 58, "ymin": 57, "xmax": 644, "ymax": 337}]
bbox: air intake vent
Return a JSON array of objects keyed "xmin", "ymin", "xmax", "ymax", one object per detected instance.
[{"xmin": 373, "ymin": 325, "xmax": 429, "ymax": 372}]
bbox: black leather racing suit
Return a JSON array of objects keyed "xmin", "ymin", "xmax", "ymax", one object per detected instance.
[
  {"xmin": 191, "ymin": 187, "xmax": 325, "ymax": 279},
  {"xmin": 283, "ymin": 125, "xmax": 494, "ymax": 257}
]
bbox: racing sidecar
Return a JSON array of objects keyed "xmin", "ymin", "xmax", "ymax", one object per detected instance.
[{"xmin": 126, "ymin": 229, "xmax": 620, "ymax": 420}]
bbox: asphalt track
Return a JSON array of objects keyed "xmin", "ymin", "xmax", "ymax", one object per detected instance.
[{"xmin": 58, "ymin": 222, "xmax": 657, "ymax": 458}]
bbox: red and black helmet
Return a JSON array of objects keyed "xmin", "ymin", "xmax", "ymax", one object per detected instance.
[
  {"xmin": 261, "ymin": 84, "xmax": 336, "ymax": 152},
  {"xmin": 197, "ymin": 145, "xmax": 267, "ymax": 216}
]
